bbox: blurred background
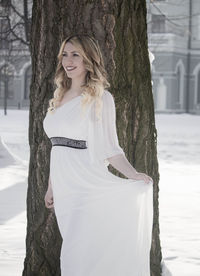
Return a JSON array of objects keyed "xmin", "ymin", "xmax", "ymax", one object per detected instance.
[{"xmin": 0, "ymin": 0, "xmax": 199, "ymax": 275}]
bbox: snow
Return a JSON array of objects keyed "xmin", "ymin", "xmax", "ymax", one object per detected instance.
[
  {"xmin": 156, "ymin": 114, "xmax": 200, "ymax": 276},
  {"xmin": 0, "ymin": 109, "xmax": 200, "ymax": 276},
  {"xmin": 0, "ymin": 110, "xmax": 29, "ymax": 276}
]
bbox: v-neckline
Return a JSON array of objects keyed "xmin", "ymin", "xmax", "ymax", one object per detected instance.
[{"xmin": 56, "ymin": 94, "xmax": 82, "ymax": 111}]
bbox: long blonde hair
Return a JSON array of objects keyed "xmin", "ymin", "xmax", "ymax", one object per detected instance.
[{"xmin": 47, "ymin": 34, "xmax": 110, "ymax": 120}]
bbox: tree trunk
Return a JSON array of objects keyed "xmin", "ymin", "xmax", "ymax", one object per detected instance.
[{"xmin": 22, "ymin": 0, "xmax": 162, "ymax": 275}]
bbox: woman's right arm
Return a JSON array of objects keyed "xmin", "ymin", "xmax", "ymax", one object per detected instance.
[
  {"xmin": 44, "ymin": 175, "xmax": 54, "ymax": 209},
  {"xmin": 48, "ymin": 175, "xmax": 52, "ymax": 190}
]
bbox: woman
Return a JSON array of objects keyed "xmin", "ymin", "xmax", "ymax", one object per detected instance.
[{"xmin": 43, "ymin": 34, "xmax": 153, "ymax": 276}]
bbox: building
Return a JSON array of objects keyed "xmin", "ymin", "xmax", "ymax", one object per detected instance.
[
  {"xmin": 147, "ymin": 0, "xmax": 200, "ymax": 114},
  {"xmin": 0, "ymin": 0, "xmax": 31, "ymax": 110},
  {"xmin": 1, "ymin": 0, "xmax": 200, "ymax": 114}
]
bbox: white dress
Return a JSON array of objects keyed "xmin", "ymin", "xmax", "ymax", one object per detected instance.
[{"xmin": 43, "ymin": 90, "xmax": 153, "ymax": 276}]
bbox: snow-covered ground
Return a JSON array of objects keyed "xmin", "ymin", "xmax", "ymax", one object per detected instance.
[
  {"xmin": 0, "ymin": 109, "xmax": 200, "ymax": 276},
  {"xmin": 156, "ymin": 114, "xmax": 200, "ymax": 276},
  {"xmin": 0, "ymin": 110, "xmax": 29, "ymax": 276}
]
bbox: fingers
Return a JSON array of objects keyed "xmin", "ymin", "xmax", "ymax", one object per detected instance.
[
  {"xmin": 143, "ymin": 174, "xmax": 153, "ymax": 184},
  {"xmin": 45, "ymin": 197, "xmax": 54, "ymax": 209},
  {"xmin": 46, "ymin": 203, "xmax": 54, "ymax": 209},
  {"xmin": 132, "ymin": 173, "xmax": 153, "ymax": 184},
  {"xmin": 47, "ymin": 203, "xmax": 54, "ymax": 209},
  {"xmin": 46, "ymin": 201, "xmax": 54, "ymax": 208}
]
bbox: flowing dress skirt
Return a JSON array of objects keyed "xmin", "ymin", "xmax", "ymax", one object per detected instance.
[{"xmin": 50, "ymin": 145, "xmax": 153, "ymax": 276}]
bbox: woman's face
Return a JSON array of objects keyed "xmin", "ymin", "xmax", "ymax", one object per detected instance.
[{"xmin": 62, "ymin": 41, "xmax": 87, "ymax": 81}]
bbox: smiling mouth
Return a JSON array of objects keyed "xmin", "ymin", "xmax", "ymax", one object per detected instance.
[{"xmin": 66, "ymin": 66, "xmax": 77, "ymax": 71}]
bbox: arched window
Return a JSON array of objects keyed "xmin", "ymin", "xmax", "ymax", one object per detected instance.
[
  {"xmin": 197, "ymin": 70, "xmax": 200, "ymax": 104},
  {"xmin": 0, "ymin": 79, "xmax": 5, "ymax": 98},
  {"xmin": 0, "ymin": 64, "xmax": 14, "ymax": 99},
  {"xmin": 175, "ymin": 61, "xmax": 185, "ymax": 109},
  {"xmin": 176, "ymin": 66, "xmax": 181, "ymax": 103},
  {"xmin": 24, "ymin": 66, "xmax": 32, "ymax": 99}
]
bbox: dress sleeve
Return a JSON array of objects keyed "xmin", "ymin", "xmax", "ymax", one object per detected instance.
[
  {"xmin": 87, "ymin": 90, "xmax": 125, "ymax": 166},
  {"xmin": 101, "ymin": 91, "xmax": 125, "ymax": 160}
]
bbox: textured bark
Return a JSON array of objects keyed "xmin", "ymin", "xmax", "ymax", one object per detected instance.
[{"xmin": 22, "ymin": 0, "xmax": 162, "ymax": 275}]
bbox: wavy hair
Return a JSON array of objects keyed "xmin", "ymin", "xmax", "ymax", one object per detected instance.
[{"xmin": 47, "ymin": 34, "xmax": 110, "ymax": 120}]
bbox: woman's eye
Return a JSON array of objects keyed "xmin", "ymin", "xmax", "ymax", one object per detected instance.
[{"xmin": 62, "ymin": 53, "xmax": 79, "ymax": 57}]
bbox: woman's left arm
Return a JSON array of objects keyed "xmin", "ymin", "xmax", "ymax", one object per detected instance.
[
  {"xmin": 101, "ymin": 91, "xmax": 153, "ymax": 185},
  {"xmin": 107, "ymin": 153, "xmax": 153, "ymax": 184}
]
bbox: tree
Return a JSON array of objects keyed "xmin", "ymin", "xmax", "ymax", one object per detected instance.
[
  {"xmin": 0, "ymin": 0, "xmax": 32, "ymax": 114},
  {"xmin": 0, "ymin": 0, "xmax": 32, "ymax": 48},
  {"xmin": 22, "ymin": 0, "xmax": 162, "ymax": 275}
]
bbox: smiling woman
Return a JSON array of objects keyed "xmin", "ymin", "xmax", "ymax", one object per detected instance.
[
  {"xmin": 47, "ymin": 34, "xmax": 110, "ymax": 120},
  {"xmin": 43, "ymin": 34, "xmax": 153, "ymax": 276}
]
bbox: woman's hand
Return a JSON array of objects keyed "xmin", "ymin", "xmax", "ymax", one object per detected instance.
[
  {"xmin": 130, "ymin": 172, "xmax": 153, "ymax": 184},
  {"xmin": 107, "ymin": 154, "xmax": 153, "ymax": 185},
  {"xmin": 44, "ymin": 187, "xmax": 54, "ymax": 209}
]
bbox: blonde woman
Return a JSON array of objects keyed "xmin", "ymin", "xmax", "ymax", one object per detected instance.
[{"xmin": 43, "ymin": 34, "xmax": 153, "ymax": 276}]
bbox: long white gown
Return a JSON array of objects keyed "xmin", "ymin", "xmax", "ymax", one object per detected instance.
[{"xmin": 43, "ymin": 90, "xmax": 153, "ymax": 276}]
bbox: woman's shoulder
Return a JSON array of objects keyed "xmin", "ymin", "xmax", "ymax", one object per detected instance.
[
  {"xmin": 103, "ymin": 89, "xmax": 111, "ymax": 96},
  {"xmin": 102, "ymin": 89, "xmax": 114, "ymax": 102},
  {"xmin": 101, "ymin": 89, "xmax": 116, "ymax": 113}
]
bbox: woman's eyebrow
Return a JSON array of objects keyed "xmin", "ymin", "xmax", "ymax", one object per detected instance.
[{"xmin": 62, "ymin": 50, "xmax": 78, "ymax": 53}]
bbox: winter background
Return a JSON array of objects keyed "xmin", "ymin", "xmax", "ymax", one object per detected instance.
[
  {"xmin": 1, "ymin": 0, "xmax": 200, "ymax": 274},
  {"xmin": 0, "ymin": 109, "xmax": 199, "ymax": 276}
]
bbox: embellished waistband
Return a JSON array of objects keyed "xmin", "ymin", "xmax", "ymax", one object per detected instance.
[{"xmin": 50, "ymin": 137, "xmax": 87, "ymax": 149}]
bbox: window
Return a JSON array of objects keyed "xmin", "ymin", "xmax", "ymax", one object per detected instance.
[
  {"xmin": 24, "ymin": 66, "xmax": 32, "ymax": 100},
  {"xmin": 0, "ymin": 0, "xmax": 11, "ymax": 7},
  {"xmin": 197, "ymin": 70, "xmax": 200, "ymax": 104},
  {"xmin": 0, "ymin": 18, "xmax": 9, "ymax": 49},
  {"xmin": 151, "ymin": 14, "xmax": 166, "ymax": 33},
  {"xmin": 0, "ymin": 80, "xmax": 5, "ymax": 99},
  {"xmin": 176, "ymin": 67, "xmax": 181, "ymax": 103},
  {"xmin": 0, "ymin": 65, "xmax": 14, "ymax": 99}
]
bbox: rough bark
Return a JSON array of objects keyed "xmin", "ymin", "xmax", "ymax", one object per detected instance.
[{"xmin": 22, "ymin": 0, "xmax": 162, "ymax": 275}]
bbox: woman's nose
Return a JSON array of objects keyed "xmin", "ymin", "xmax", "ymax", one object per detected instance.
[{"xmin": 66, "ymin": 55, "xmax": 73, "ymax": 64}]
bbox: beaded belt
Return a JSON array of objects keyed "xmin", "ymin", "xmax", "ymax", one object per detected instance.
[{"xmin": 50, "ymin": 137, "xmax": 87, "ymax": 149}]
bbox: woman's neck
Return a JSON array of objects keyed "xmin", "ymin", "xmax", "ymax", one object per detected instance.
[{"xmin": 69, "ymin": 77, "xmax": 85, "ymax": 95}]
